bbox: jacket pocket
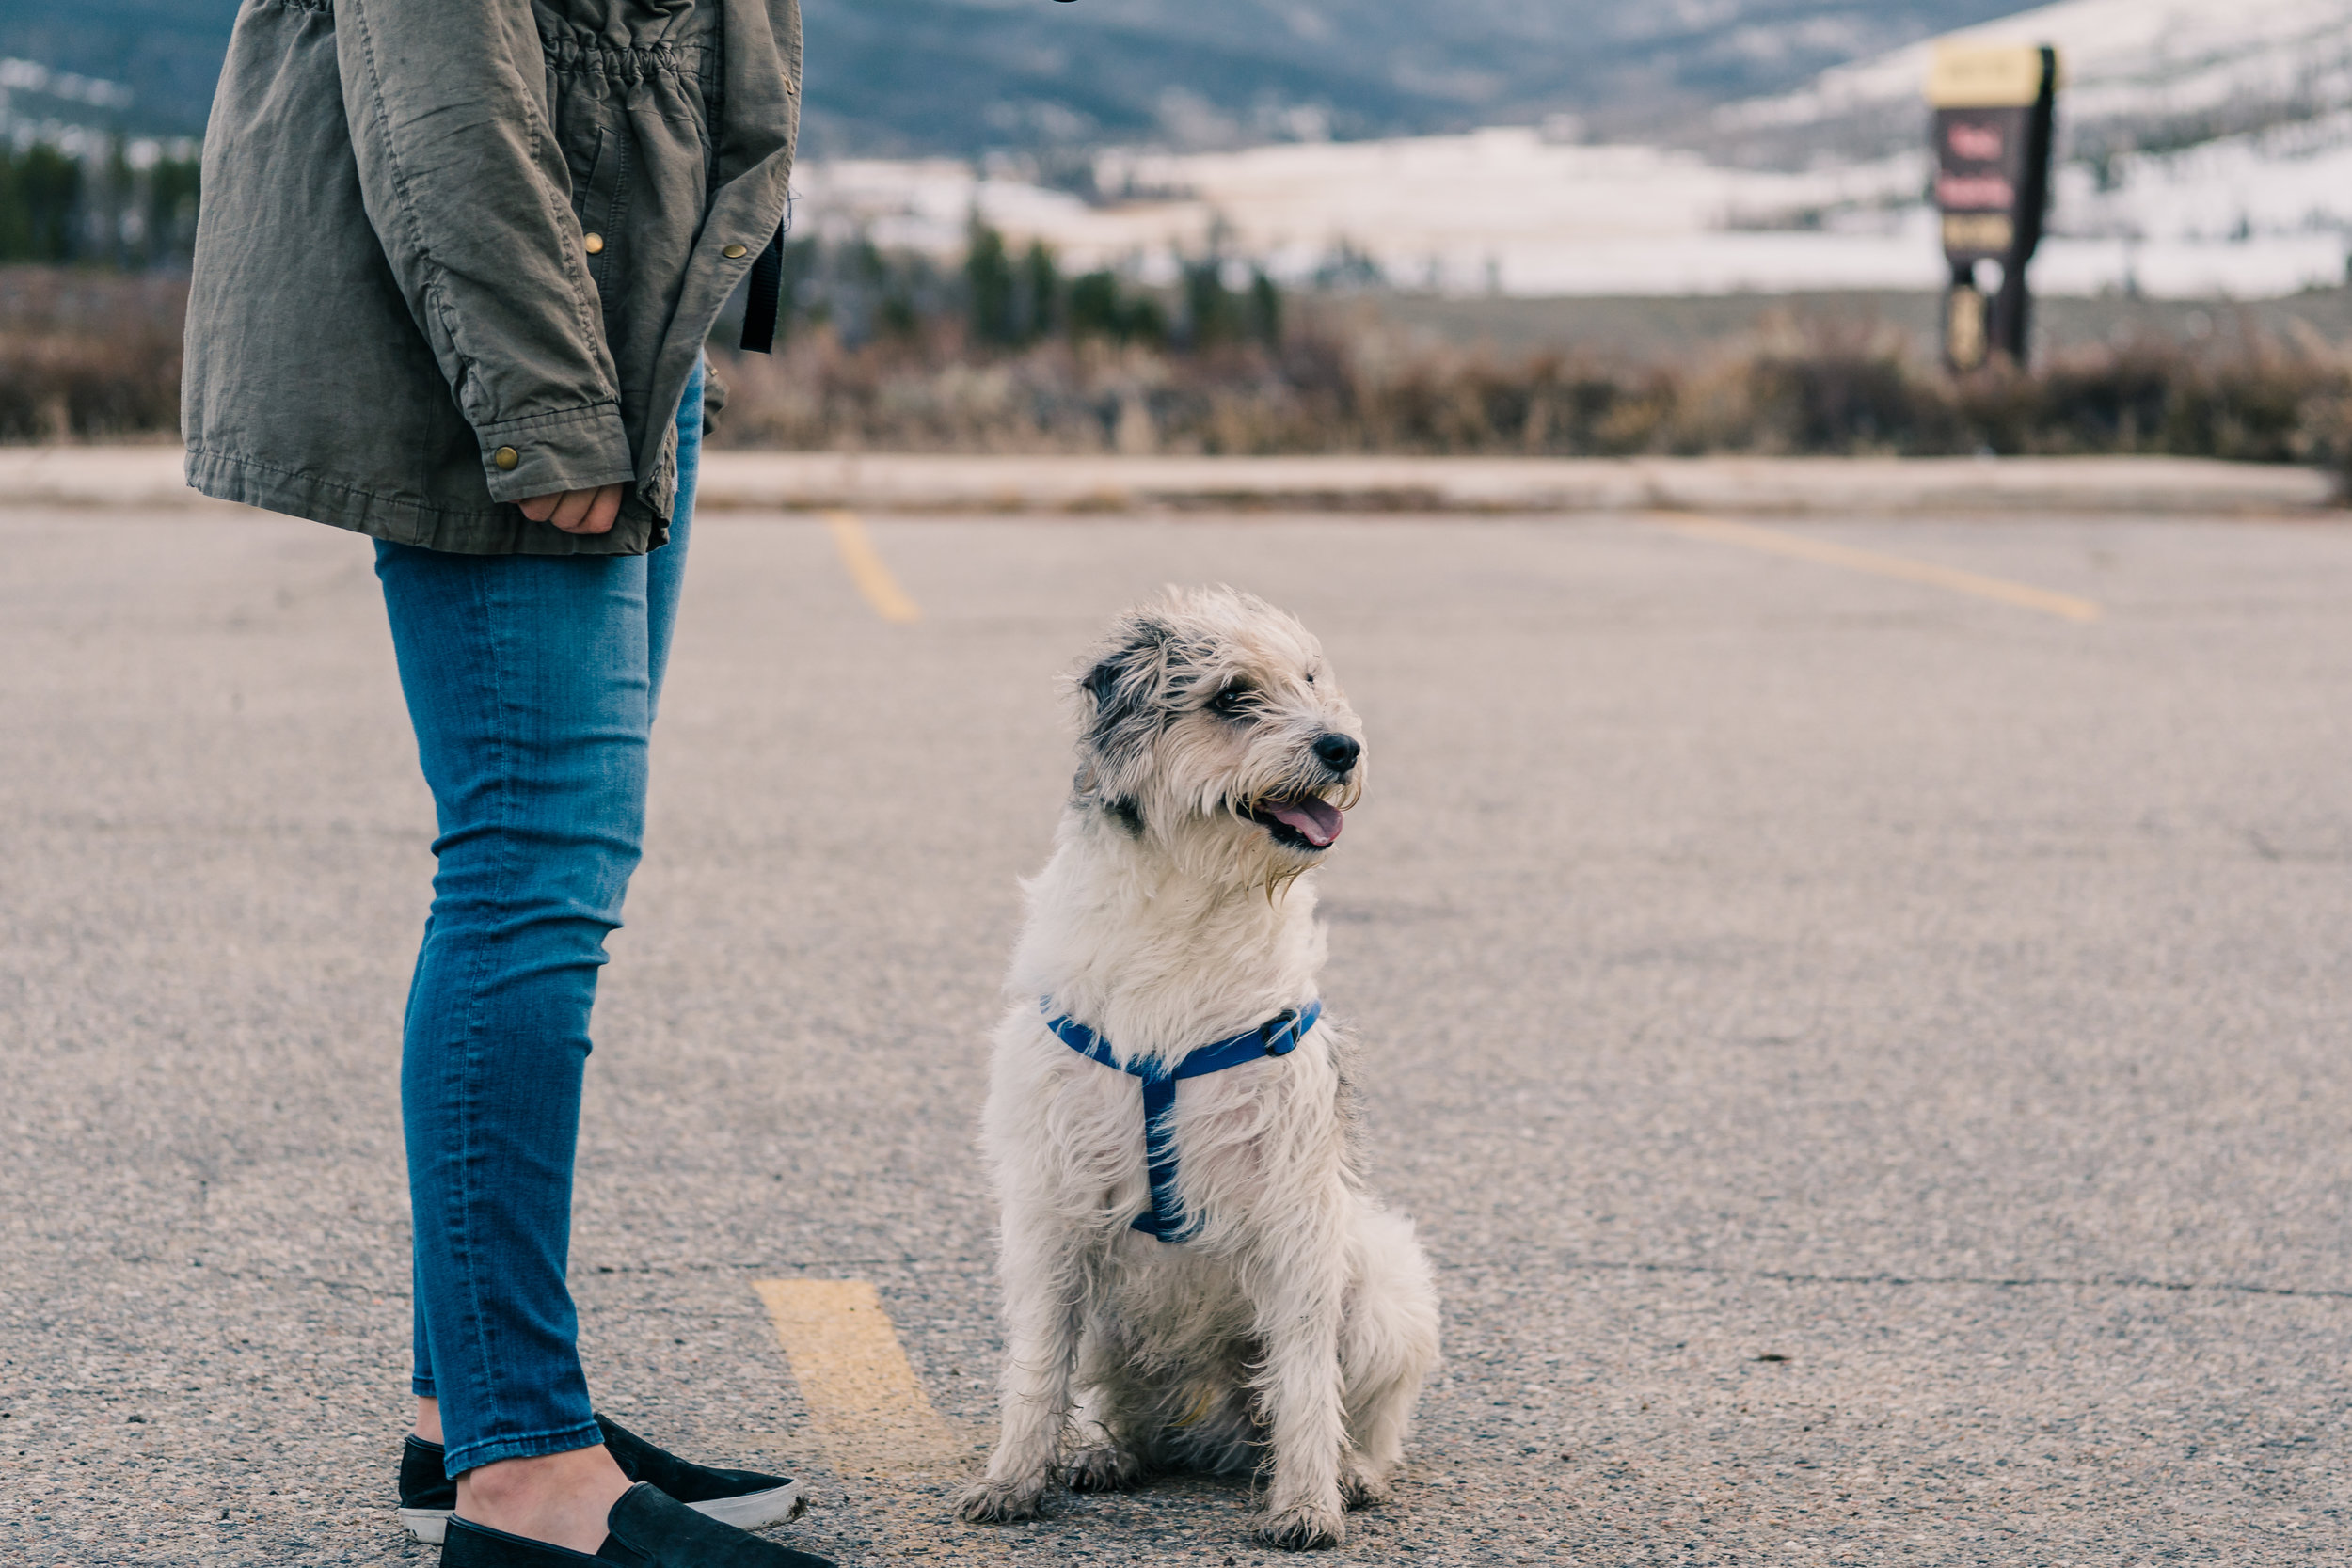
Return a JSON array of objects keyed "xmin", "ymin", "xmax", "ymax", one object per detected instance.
[{"xmin": 571, "ymin": 124, "xmax": 633, "ymax": 322}]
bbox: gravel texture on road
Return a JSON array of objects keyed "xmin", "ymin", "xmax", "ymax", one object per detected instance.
[{"xmin": 3, "ymin": 507, "xmax": 2349, "ymax": 1566}]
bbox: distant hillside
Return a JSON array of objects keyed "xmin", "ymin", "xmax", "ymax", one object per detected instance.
[
  {"xmin": 0, "ymin": 1, "xmax": 229, "ymax": 137},
  {"xmin": 0, "ymin": 0, "xmax": 2040, "ymax": 149},
  {"xmin": 1683, "ymin": 0, "xmax": 2352, "ymax": 295},
  {"xmin": 789, "ymin": 0, "xmax": 2045, "ymax": 156},
  {"xmin": 1707, "ymin": 0, "xmax": 2352, "ymax": 166}
]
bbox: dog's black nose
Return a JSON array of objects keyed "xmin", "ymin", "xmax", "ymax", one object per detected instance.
[{"xmin": 1312, "ymin": 733, "xmax": 1360, "ymax": 772}]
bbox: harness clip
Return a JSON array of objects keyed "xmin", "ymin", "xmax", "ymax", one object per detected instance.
[{"xmin": 1262, "ymin": 1007, "xmax": 1301, "ymax": 1056}]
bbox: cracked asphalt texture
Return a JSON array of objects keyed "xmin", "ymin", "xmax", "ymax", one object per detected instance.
[{"xmin": 4, "ymin": 504, "xmax": 2350, "ymax": 1566}]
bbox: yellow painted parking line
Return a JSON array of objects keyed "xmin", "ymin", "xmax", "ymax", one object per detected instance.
[
  {"xmin": 823, "ymin": 511, "xmax": 922, "ymax": 624},
  {"xmin": 1644, "ymin": 513, "xmax": 2103, "ymax": 623},
  {"xmin": 754, "ymin": 1278, "xmax": 967, "ymax": 1478}
]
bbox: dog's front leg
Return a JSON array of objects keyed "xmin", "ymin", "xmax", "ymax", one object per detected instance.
[
  {"xmin": 1251, "ymin": 1255, "xmax": 1350, "ymax": 1550},
  {"xmin": 959, "ymin": 1214, "xmax": 1085, "ymax": 1523}
]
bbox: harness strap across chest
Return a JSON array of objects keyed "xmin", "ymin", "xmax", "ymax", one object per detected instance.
[{"xmin": 1042, "ymin": 997, "xmax": 1323, "ymax": 1243}]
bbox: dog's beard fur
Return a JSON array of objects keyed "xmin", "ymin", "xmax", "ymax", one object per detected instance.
[{"xmin": 961, "ymin": 586, "xmax": 1439, "ymax": 1552}]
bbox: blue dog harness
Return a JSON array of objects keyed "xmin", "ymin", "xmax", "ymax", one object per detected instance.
[{"xmin": 1043, "ymin": 997, "xmax": 1323, "ymax": 1243}]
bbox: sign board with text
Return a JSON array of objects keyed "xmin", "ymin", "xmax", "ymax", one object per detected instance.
[{"xmin": 1929, "ymin": 43, "xmax": 2057, "ymax": 371}]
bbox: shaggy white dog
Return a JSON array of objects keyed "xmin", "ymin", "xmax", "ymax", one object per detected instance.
[{"xmin": 958, "ymin": 587, "xmax": 1440, "ymax": 1551}]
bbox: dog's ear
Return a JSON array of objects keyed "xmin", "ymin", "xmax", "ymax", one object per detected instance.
[
  {"xmin": 1077, "ymin": 616, "xmax": 1172, "ymax": 787},
  {"xmin": 1080, "ymin": 655, "xmax": 1128, "ymax": 715}
]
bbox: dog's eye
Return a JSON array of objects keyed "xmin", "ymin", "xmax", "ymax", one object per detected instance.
[{"xmin": 1207, "ymin": 682, "xmax": 1256, "ymax": 718}]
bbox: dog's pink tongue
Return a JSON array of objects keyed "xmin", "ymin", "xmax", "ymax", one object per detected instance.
[{"xmin": 1265, "ymin": 798, "xmax": 1343, "ymax": 847}]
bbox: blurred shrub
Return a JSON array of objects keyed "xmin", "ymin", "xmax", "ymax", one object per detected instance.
[
  {"xmin": 0, "ymin": 266, "xmax": 185, "ymax": 440},
  {"xmin": 1953, "ymin": 340, "xmax": 2339, "ymax": 463},
  {"xmin": 12, "ymin": 240, "xmax": 2352, "ymax": 474},
  {"xmin": 1068, "ymin": 270, "xmax": 1167, "ymax": 345},
  {"xmin": 705, "ymin": 299, "xmax": 2352, "ymax": 470}
]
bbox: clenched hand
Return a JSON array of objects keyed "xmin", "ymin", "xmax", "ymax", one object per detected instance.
[{"xmin": 519, "ymin": 483, "xmax": 627, "ymax": 535}]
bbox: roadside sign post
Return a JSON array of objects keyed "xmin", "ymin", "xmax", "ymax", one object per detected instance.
[{"xmin": 1929, "ymin": 43, "xmax": 2058, "ymax": 372}]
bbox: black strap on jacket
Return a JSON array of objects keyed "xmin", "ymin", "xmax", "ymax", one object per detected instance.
[{"xmin": 739, "ymin": 225, "xmax": 786, "ymax": 354}]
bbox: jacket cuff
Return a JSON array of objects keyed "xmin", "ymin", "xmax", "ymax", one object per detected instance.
[{"xmin": 476, "ymin": 403, "xmax": 635, "ymax": 502}]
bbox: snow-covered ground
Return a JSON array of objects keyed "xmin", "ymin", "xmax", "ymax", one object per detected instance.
[
  {"xmin": 792, "ymin": 0, "xmax": 2352, "ymax": 301},
  {"xmin": 796, "ymin": 134, "xmax": 1938, "ymax": 294},
  {"xmin": 1726, "ymin": 0, "xmax": 2352, "ymax": 137}
]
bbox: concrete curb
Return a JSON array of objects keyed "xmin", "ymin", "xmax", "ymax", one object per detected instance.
[{"xmin": 3, "ymin": 446, "xmax": 2339, "ymax": 516}]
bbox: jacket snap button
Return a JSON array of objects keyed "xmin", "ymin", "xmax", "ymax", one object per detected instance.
[
  {"xmin": 492, "ymin": 446, "xmax": 519, "ymax": 471},
  {"xmin": 582, "ymin": 232, "xmax": 605, "ymax": 255},
  {"xmin": 722, "ymin": 243, "xmax": 748, "ymax": 259}
]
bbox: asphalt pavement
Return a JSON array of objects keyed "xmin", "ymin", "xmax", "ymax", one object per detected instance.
[{"xmin": 4, "ymin": 502, "xmax": 2350, "ymax": 1566}]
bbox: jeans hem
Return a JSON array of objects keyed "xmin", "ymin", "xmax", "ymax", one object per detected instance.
[
  {"xmin": 442, "ymin": 1418, "xmax": 607, "ymax": 1479},
  {"xmin": 412, "ymin": 1375, "xmax": 437, "ymax": 1399}
]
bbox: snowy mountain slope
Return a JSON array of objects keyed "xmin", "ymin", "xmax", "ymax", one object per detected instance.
[
  {"xmin": 0, "ymin": 0, "xmax": 2039, "ymax": 149},
  {"xmin": 1698, "ymin": 0, "xmax": 2352, "ymax": 292},
  {"xmin": 1717, "ymin": 0, "xmax": 2352, "ymax": 156},
  {"xmin": 799, "ymin": 132, "xmax": 1938, "ymax": 295}
]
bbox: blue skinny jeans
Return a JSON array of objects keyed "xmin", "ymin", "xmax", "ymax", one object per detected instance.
[{"xmin": 377, "ymin": 365, "xmax": 703, "ymax": 1477}]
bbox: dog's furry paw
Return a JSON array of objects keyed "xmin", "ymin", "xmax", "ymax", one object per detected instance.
[
  {"xmin": 958, "ymin": 1476, "xmax": 1049, "ymax": 1524},
  {"xmin": 1064, "ymin": 1444, "xmax": 1145, "ymax": 1494},
  {"xmin": 1338, "ymin": 1468, "xmax": 1392, "ymax": 1511},
  {"xmin": 1260, "ymin": 1501, "xmax": 1346, "ymax": 1551}
]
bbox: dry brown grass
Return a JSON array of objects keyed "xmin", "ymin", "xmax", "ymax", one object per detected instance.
[
  {"xmin": 10, "ymin": 261, "xmax": 2351, "ymax": 470},
  {"xmin": 708, "ymin": 307, "xmax": 2352, "ymax": 468},
  {"xmin": 0, "ymin": 267, "xmax": 186, "ymax": 442}
]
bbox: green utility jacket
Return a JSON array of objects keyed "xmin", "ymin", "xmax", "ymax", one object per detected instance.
[{"xmin": 182, "ymin": 0, "xmax": 800, "ymax": 555}]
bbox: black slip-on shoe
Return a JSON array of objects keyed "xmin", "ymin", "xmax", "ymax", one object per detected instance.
[
  {"xmin": 592, "ymin": 1417, "xmax": 805, "ymax": 1532},
  {"xmin": 400, "ymin": 1419, "xmax": 805, "ymax": 1544},
  {"xmin": 440, "ymin": 1483, "xmax": 834, "ymax": 1568},
  {"xmin": 400, "ymin": 1434, "xmax": 458, "ymax": 1542}
]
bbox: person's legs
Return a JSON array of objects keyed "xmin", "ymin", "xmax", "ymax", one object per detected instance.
[
  {"xmin": 390, "ymin": 366, "xmax": 704, "ymax": 1544},
  {"xmin": 384, "ymin": 532, "xmax": 653, "ymax": 1460}
]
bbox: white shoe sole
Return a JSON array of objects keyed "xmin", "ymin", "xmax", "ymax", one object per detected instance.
[
  {"xmin": 398, "ymin": 1507, "xmax": 453, "ymax": 1545},
  {"xmin": 691, "ymin": 1482, "xmax": 808, "ymax": 1531},
  {"xmin": 399, "ymin": 1481, "xmax": 803, "ymax": 1544}
]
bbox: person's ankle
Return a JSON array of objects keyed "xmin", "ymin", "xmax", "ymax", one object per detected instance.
[
  {"xmin": 456, "ymin": 1444, "xmax": 631, "ymax": 1555},
  {"xmin": 415, "ymin": 1395, "xmax": 443, "ymax": 1446}
]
